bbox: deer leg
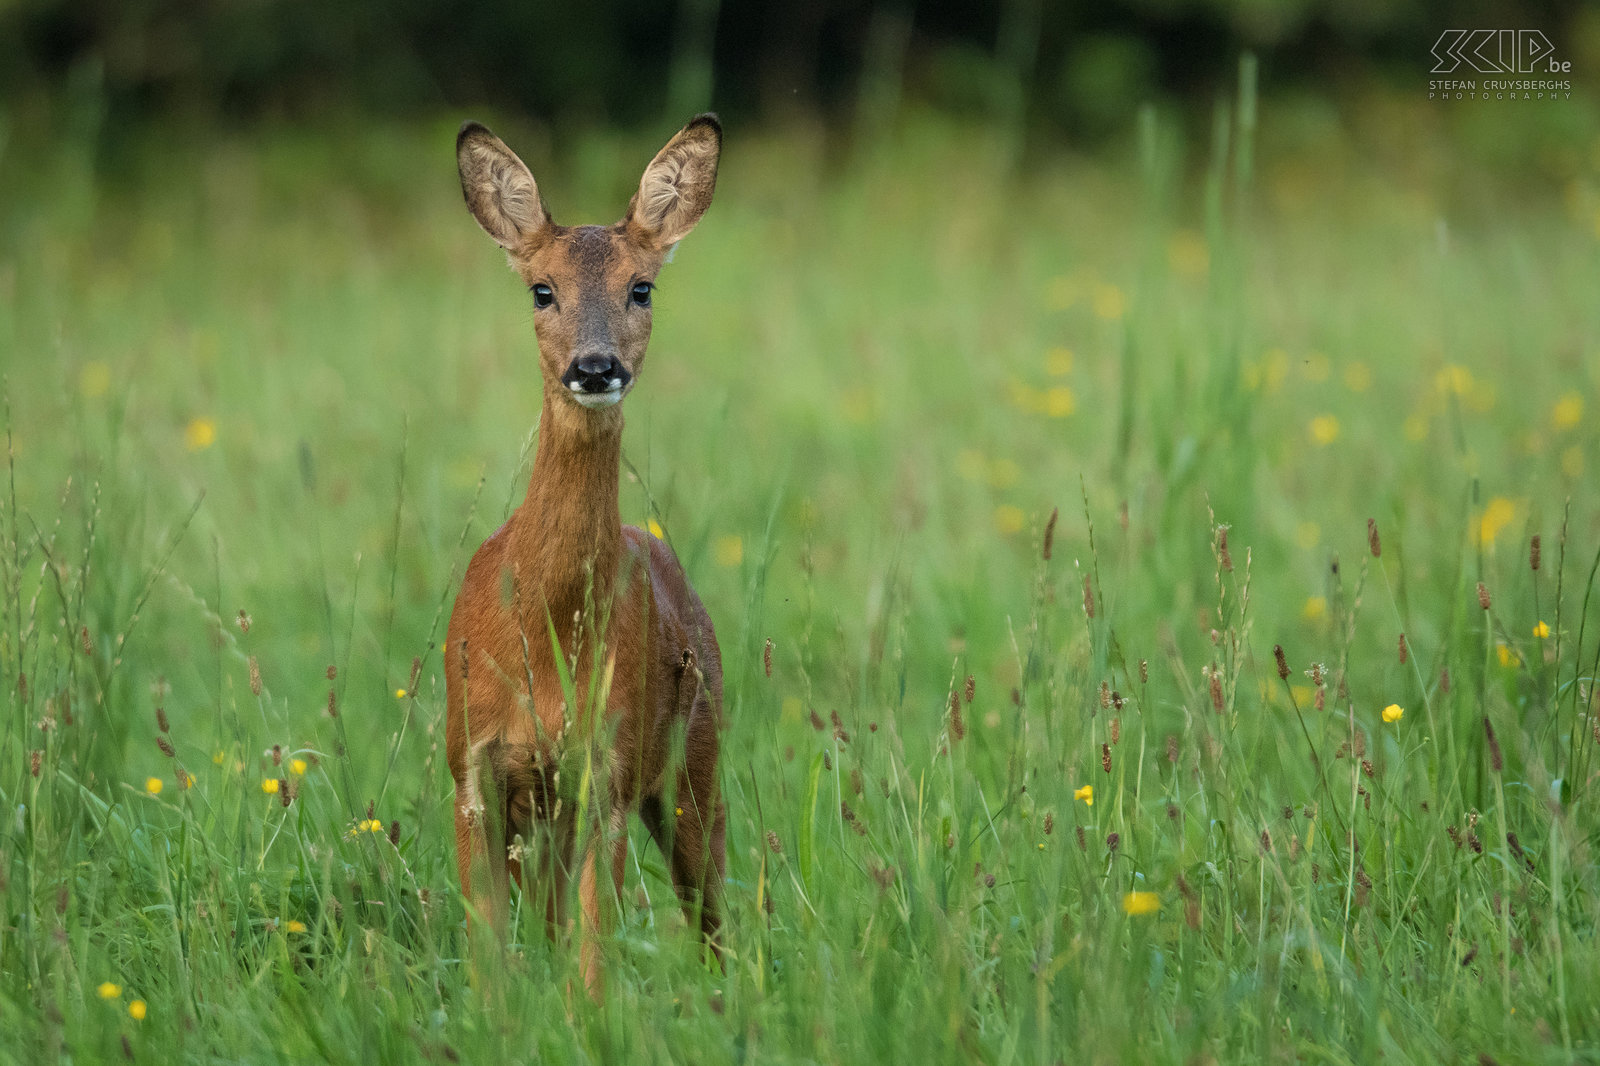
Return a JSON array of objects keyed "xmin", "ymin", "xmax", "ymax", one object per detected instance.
[
  {"xmin": 644, "ymin": 705, "xmax": 725, "ymax": 964},
  {"xmin": 454, "ymin": 752, "xmax": 510, "ymax": 991},
  {"xmin": 575, "ymin": 805, "xmax": 629, "ymax": 1001}
]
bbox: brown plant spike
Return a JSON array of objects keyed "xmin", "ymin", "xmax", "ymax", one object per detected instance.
[{"xmin": 1367, "ymin": 518, "xmax": 1381, "ymax": 557}]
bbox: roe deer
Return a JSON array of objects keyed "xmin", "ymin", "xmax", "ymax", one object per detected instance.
[{"xmin": 446, "ymin": 115, "xmax": 725, "ymax": 995}]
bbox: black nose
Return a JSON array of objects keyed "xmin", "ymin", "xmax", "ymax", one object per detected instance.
[{"xmin": 562, "ymin": 353, "xmax": 629, "ymax": 393}]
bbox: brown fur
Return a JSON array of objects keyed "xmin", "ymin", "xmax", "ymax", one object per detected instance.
[{"xmin": 445, "ymin": 116, "xmax": 725, "ymax": 997}]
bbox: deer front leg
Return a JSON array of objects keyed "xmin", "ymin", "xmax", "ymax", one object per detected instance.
[
  {"xmin": 577, "ymin": 806, "xmax": 630, "ymax": 1001},
  {"xmin": 454, "ymin": 748, "xmax": 510, "ymax": 989}
]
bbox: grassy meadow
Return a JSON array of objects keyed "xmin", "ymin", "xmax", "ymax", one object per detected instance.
[{"xmin": 2, "ymin": 81, "xmax": 1600, "ymax": 1063}]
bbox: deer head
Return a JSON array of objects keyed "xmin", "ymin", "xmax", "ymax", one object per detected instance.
[{"xmin": 456, "ymin": 116, "xmax": 721, "ymax": 411}]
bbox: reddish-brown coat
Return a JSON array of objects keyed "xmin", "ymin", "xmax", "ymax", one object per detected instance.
[{"xmin": 444, "ymin": 116, "xmax": 726, "ymax": 995}]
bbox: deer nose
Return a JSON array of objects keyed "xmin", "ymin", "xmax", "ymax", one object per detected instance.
[{"xmin": 562, "ymin": 353, "xmax": 629, "ymax": 394}]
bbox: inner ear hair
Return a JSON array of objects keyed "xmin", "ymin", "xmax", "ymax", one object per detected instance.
[
  {"xmin": 457, "ymin": 122, "xmax": 548, "ymax": 250},
  {"xmin": 630, "ymin": 115, "xmax": 720, "ymax": 249}
]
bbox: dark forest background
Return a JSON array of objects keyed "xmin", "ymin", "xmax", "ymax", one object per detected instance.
[{"xmin": 2, "ymin": 0, "xmax": 1592, "ymax": 141}]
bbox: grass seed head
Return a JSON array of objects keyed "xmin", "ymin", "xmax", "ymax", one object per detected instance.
[
  {"xmin": 80, "ymin": 625, "xmax": 93, "ymax": 655},
  {"xmin": 156, "ymin": 736, "xmax": 175, "ymax": 757},
  {"xmin": 326, "ymin": 664, "xmax": 337, "ymax": 681},
  {"xmin": 766, "ymin": 830, "xmax": 782, "ymax": 855},
  {"xmin": 30, "ymin": 750, "xmax": 41, "ymax": 778},
  {"xmin": 1483, "ymin": 717, "xmax": 1503, "ymax": 771},
  {"xmin": 1139, "ymin": 658, "xmax": 1148, "ymax": 684},
  {"xmin": 1042, "ymin": 506, "xmax": 1058, "ymax": 560},
  {"xmin": 1397, "ymin": 633, "xmax": 1408, "ymax": 664},
  {"xmin": 1477, "ymin": 581, "xmax": 1491, "ymax": 610},
  {"xmin": 947, "ymin": 691, "xmax": 966, "ymax": 741},
  {"xmin": 249, "ymin": 657, "xmax": 262, "ymax": 696},
  {"xmin": 763, "ymin": 638, "xmax": 773, "ymax": 678},
  {"xmin": 1106, "ymin": 831, "xmax": 1120, "ymax": 852},
  {"xmin": 1209, "ymin": 667, "xmax": 1224, "ymax": 713},
  {"xmin": 1082, "ymin": 575, "xmax": 1095, "ymax": 618},
  {"xmin": 237, "ymin": 609, "xmax": 251, "ymax": 634},
  {"xmin": 1110, "ymin": 716, "xmax": 1121, "ymax": 744},
  {"xmin": 1101, "ymin": 742, "xmax": 1112, "ymax": 773},
  {"xmin": 1530, "ymin": 534, "xmax": 1541, "ymax": 571},
  {"xmin": 1367, "ymin": 518, "xmax": 1380, "ymax": 557},
  {"xmin": 964, "ymin": 674, "xmax": 975, "ymax": 703},
  {"xmin": 1274, "ymin": 644, "xmax": 1289, "ymax": 680},
  {"xmin": 1216, "ymin": 524, "xmax": 1233, "ymax": 572}
]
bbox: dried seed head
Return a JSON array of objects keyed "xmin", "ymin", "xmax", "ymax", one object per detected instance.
[
  {"xmin": 1042, "ymin": 506, "xmax": 1058, "ymax": 561},
  {"xmin": 1477, "ymin": 582, "xmax": 1491, "ymax": 610},
  {"xmin": 1075, "ymin": 826, "xmax": 1086, "ymax": 851},
  {"xmin": 156, "ymin": 707, "xmax": 170, "ymax": 734},
  {"xmin": 366, "ymin": 800, "xmax": 375, "ymax": 820},
  {"xmin": 389, "ymin": 820, "xmax": 400, "ymax": 846},
  {"xmin": 157, "ymin": 736, "xmax": 175, "ymax": 758},
  {"xmin": 270, "ymin": 744, "xmax": 282, "ymax": 766},
  {"xmin": 1529, "ymin": 534, "xmax": 1541, "ymax": 571},
  {"xmin": 80, "ymin": 625, "xmax": 93, "ymax": 655},
  {"xmin": 1274, "ymin": 644, "xmax": 1289, "ymax": 681},
  {"xmin": 1139, "ymin": 658, "xmax": 1149, "ymax": 684},
  {"xmin": 30, "ymin": 750, "xmax": 42, "ymax": 778},
  {"xmin": 1467, "ymin": 833, "xmax": 1483, "ymax": 854},
  {"xmin": 1440, "ymin": 667, "xmax": 1451, "ymax": 694},
  {"xmin": 1361, "ymin": 759, "xmax": 1374, "ymax": 778},
  {"xmin": 1260, "ymin": 828, "xmax": 1272, "ymax": 853},
  {"xmin": 1315, "ymin": 687, "xmax": 1325, "ymax": 711},
  {"xmin": 809, "ymin": 709, "xmax": 825, "ymax": 731},
  {"xmin": 326, "ymin": 689, "xmax": 338, "ymax": 718},
  {"xmin": 947, "ymin": 691, "xmax": 966, "ymax": 741},
  {"xmin": 1367, "ymin": 518, "xmax": 1381, "ymax": 558},
  {"xmin": 1483, "ymin": 717, "xmax": 1503, "ymax": 772},
  {"xmin": 237, "ymin": 609, "xmax": 252, "ymax": 634},
  {"xmin": 1309, "ymin": 662, "xmax": 1324, "ymax": 687},
  {"xmin": 280, "ymin": 779, "xmax": 292, "ymax": 807},
  {"xmin": 1082, "ymin": 575, "xmax": 1095, "ymax": 619},
  {"xmin": 1165, "ymin": 734, "xmax": 1179, "ymax": 764},
  {"xmin": 984, "ymin": 873, "xmax": 996, "ymax": 889},
  {"xmin": 766, "ymin": 830, "xmax": 782, "ymax": 855},
  {"xmin": 1311, "ymin": 862, "xmax": 1320, "ymax": 883},
  {"xmin": 1042, "ymin": 812, "xmax": 1054, "ymax": 835},
  {"xmin": 1110, "ymin": 716, "xmax": 1121, "ymax": 745},
  {"xmin": 1101, "ymin": 743, "xmax": 1112, "ymax": 774},
  {"xmin": 1397, "ymin": 633, "xmax": 1408, "ymax": 665},
  {"xmin": 408, "ymin": 656, "xmax": 422, "ymax": 693},
  {"xmin": 1106, "ymin": 832, "xmax": 1120, "ymax": 852},
  {"xmin": 1209, "ymin": 668, "xmax": 1224, "ymax": 713},
  {"xmin": 822, "ymin": 751, "xmax": 832, "ymax": 771},
  {"xmin": 1099, "ymin": 681, "xmax": 1111, "ymax": 709},
  {"xmin": 964, "ymin": 675, "xmax": 975, "ymax": 704},
  {"xmin": 326, "ymin": 664, "xmax": 338, "ymax": 681},
  {"xmin": 1217, "ymin": 525, "xmax": 1233, "ymax": 572},
  {"xmin": 249, "ymin": 657, "xmax": 262, "ymax": 696},
  {"xmin": 1447, "ymin": 824, "xmax": 1462, "ymax": 848}
]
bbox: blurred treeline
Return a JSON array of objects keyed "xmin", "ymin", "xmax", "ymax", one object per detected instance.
[{"xmin": 0, "ymin": 0, "xmax": 1590, "ymax": 140}]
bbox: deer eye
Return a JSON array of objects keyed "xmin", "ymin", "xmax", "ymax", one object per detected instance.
[
  {"xmin": 531, "ymin": 283, "xmax": 554, "ymax": 308},
  {"xmin": 630, "ymin": 282, "xmax": 652, "ymax": 307}
]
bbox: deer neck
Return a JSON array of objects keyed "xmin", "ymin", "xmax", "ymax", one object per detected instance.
[{"xmin": 514, "ymin": 389, "xmax": 625, "ymax": 626}]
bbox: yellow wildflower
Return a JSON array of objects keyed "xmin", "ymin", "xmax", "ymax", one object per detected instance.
[
  {"xmin": 394, "ymin": 688, "xmax": 407, "ymax": 699},
  {"xmin": 290, "ymin": 758, "xmax": 307, "ymax": 776},
  {"xmin": 674, "ymin": 806, "xmax": 684, "ymax": 817},
  {"xmin": 1302, "ymin": 596, "xmax": 1327, "ymax": 622},
  {"xmin": 1382, "ymin": 704, "xmax": 1404, "ymax": 723},
  {"xmin": 1309, "ymin": 415, "xmax": 1340, "ymax": 445},
  {"xmin": 647, "ymin": 518, "xmax": 665, "ymax": 539},
  {"xmin": 1553, "ymin": 392, "xmax": 1582, "ymax": 429},
  {"xmin": 1496, "ymin": 643, "xmax": 1520, "ymax": 668},
  {"xmin": 994, "ymin": 505, "xmax": 1025, "ymax": 535},
  {"xmin": 1073, "ymin": 784, "xmax": 1094, "ymax": 807},
  {"xmin": 1435, "ymin": 365, "xmax": 1473, "ymax": 395},
  {"xmin": 261, "ymin": 778, "xmax": 279, "ymax": 794},
  {"xmin": 1533, "ymin": 621, "xmax": 1550, "ymax": 638},
  {"xmin": 1122, "ymin": 891, "xmax": 1161, "ymax": 916},
  {"xmin": 79, "ymin": 362, "xmax": 111, "ymax": 399},
  {"xmin": 97, "ymin": 982, "xmax": 121, "ymax": 1000},
  {"xmin": 1477, "ymin": 497, "xmax": 1516, "ymax": 547},
  {"xmin": 1167, "ymin": 230, "xmax": 1209, "ymax": 278},
  {"xmin": 1045, "ymin": 386, "xmax": 1075, "ymax": 418},
  {"xmin": 128, "ymin": 1000, "xmax": 147, "ymax": 1020},
  {"xmin": 286, "ymin": 920, "xmax": 307, "ymax": 933},
  {"xmin": 184, "ymin": 417, "xmax": 216, "ymax": 452},
  {"xmin": 1091, "ymin": 283, "xmax": 1127, "ymax": 321},
  {"xmin": 1295, "ymin": 522, "xmax": 1320, "ymax": 550},
  {"xmin": 145, "ymin": 777, "xmax": 163, "ymax": 796},
  {"xmin": 713, "ymin": 535, "xmax": 743, "ymax": 568},
  {"xmin": 212, "ymin": 750, "xmax": 226, "ymax": 765}
]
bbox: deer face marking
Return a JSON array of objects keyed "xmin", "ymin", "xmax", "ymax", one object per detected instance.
[{"xmin": 456, "ymin": 118, "xmax": 721, "ymax": 413}]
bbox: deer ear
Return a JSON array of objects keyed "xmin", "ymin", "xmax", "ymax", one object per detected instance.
[
  {"xmin": 457, "ymin": 122, "xmax": 550, "ymax": 250},
  {"xmin": 625, "ymin": 114, "xmax": 721, "ymax": 249}
]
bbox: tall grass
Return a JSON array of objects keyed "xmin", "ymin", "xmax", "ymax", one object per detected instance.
[{"xmin": 0, "ymin": 79, "xmax": 1598, "ymax": 1062}]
